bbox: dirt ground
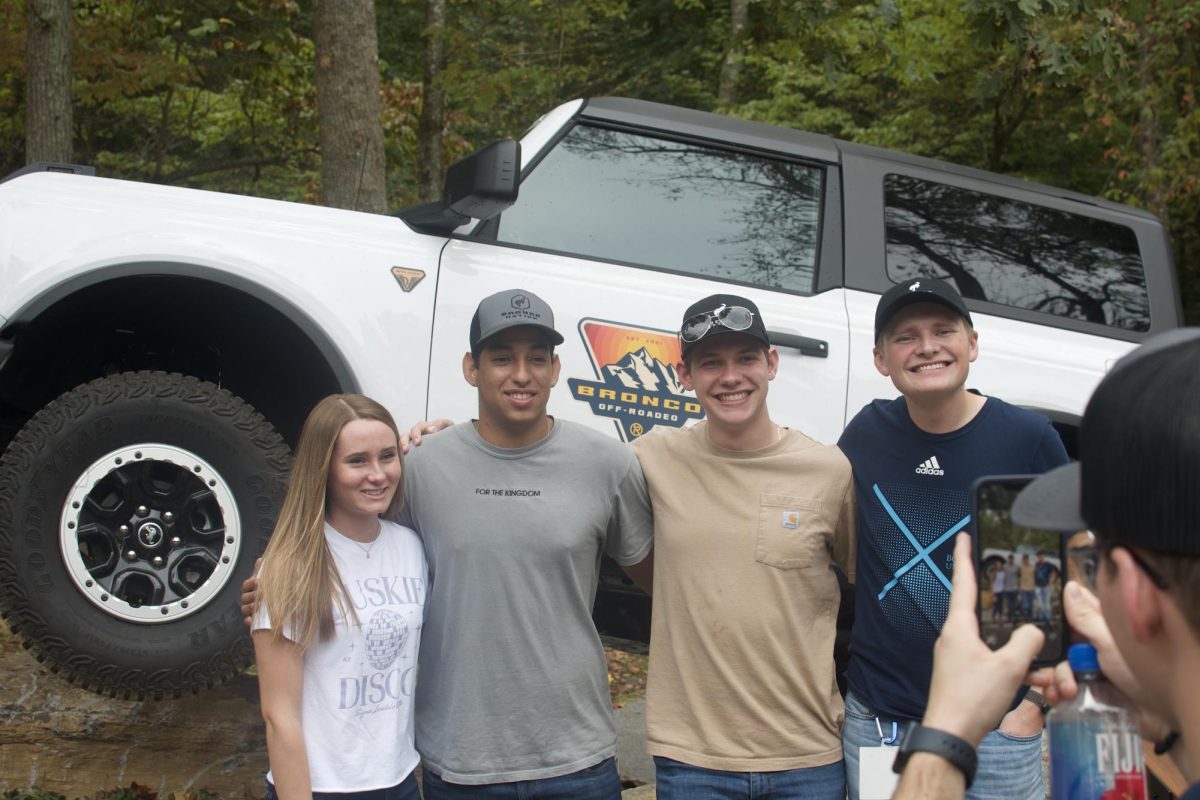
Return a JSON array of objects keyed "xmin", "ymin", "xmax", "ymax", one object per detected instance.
[
  {"xmin": 0, "ymin": 620, "xmax": 273, "ymax": 799},
  {"xmin": 0, "ymin": 623, "xmax": 652, "ymax": 799}
]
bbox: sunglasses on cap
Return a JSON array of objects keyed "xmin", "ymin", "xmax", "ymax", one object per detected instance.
[{"xmin": 680, "ymin": 305, "xmax": 755, "ymax": 343}]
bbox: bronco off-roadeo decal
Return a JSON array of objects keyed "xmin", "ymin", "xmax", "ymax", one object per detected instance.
[{"xmin": 568, "ymin": 318, "xmax": 705, "ymax": 441}]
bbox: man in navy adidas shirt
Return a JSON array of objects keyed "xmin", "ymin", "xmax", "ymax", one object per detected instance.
[{"xmin": 837, "ymin": 279, "xmax": 1067, "ymax": 800}]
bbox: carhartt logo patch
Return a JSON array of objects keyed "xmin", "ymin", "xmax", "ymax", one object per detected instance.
[{"xmin": 782, "ymin": 511, "xmax": 800, "ymax": 529}]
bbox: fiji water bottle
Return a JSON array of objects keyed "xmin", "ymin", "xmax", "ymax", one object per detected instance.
[{"xmin": 1048, "ymin": 642, "xmax": 1147, "ymax": 799}]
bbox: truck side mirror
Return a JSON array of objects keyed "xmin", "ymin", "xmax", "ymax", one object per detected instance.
[{"xmin": 398, "ymin": 140, "xmax": 520, "ymax": 234}]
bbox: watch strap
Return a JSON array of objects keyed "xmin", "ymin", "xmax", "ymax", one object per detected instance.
[
  {"xmin": 891, "ymin": 723, "xmax": 978, "ymax": 788},
  {"xmin": 1025, "ymin": 688, "xmax": 1050, "ymax": 714}
]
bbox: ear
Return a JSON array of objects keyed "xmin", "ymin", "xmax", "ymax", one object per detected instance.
[
  {"xmin": 766, "ymin": 347, "xmax": 779, "ymax": 380},
  {"xmin": 967, "ymin": 327, "xmax": 980, "ymax": 364},
  {"xmin": 1110, "ymin": 548, "xmax": 1165, "ymax": 643},
  {"xmin": 677, "ymin": 359, "xmax": 695, "ymax": 391},
  {"xmin": 873, "ymin": 344, "xmax": 890, "ymax": 378},
  {"xmin": 550, "ymin": 353, "xmax": 561, "ymax": 387},
  {"xmin": 462, "ymin": 351, "xmax": 479, "ymax": 387}
]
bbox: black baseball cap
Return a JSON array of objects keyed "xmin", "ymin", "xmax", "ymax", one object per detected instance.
[
  {"xmin": 1013, "ymin": 328, "xmax": 1200, "ymax": 556},
  {"xmin": 469, "ymin": 289, "xmax": 564, "ymax": 356},
  {"xmin": 679, "ymin": 294, "xmax": 771, "ymax": 360},
  {"xmin": 874, "ymin": 278, "xmax": 973, "ymax": 341}
]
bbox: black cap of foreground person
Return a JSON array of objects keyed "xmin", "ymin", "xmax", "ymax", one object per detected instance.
[
  {"xmin": 469, "ymin": 288, "xmax": 565, "ymax": 357},
  {"xmin": 679, "ymin": 294, "xmax": 771, "ymax": 360},
  {"xmin": 873, "ymin": 278, "xmax": 973, "ymax": 341},
  {"xmin": 1013, "ymin": 328, "xmax": 1200, "ymax": 556}
]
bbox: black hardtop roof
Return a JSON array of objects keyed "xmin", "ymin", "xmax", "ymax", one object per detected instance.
[
  {"xmin": 580, "ymin": 96, "xmax": 1158, "ymax": 222},
  {"xmin": 580, "ymin": 96, "xmax": 840, "ymax": 163},
  {"xmin": 836, "ymin": 138, "xmax": 1158, "ymax": 220}
]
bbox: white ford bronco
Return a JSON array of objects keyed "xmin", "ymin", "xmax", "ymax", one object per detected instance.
[{"xmin": 0, "ymin": 97, "xmax": 1179, "ymax": 698}]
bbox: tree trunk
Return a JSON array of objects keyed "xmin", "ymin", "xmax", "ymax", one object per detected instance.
[
  {"xmin": 313, "ymin": 0, "xmax": 387, "ymax": 213},
  {"xmin": 416, "ymin": 0, "xmax": 448, "ymax": 203},
  {"xmin": 24, "ymin": 0, "xmax": 73, "ymax": 164},
  {"xmin": 717, "ymin": 0, "xmax": 749, "ymax": 107}
]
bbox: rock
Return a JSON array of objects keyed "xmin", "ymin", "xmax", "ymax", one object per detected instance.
[
  {"xmin": 621, "ymin": 784, "xmax": 657, "ymax": 799},
  {"xmin": 0, "ymin": 621, "xmax": 268, "ymax": 798}
]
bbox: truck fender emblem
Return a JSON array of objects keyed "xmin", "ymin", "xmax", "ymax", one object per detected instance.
[{"xmin": 391, "ymin": 267, "xmax": 426, "ymax": 292}]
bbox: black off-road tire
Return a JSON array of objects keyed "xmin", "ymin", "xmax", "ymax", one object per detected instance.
[{"xmin": 0, "ymin": 371, "xmax": 291, "ymax": 699}]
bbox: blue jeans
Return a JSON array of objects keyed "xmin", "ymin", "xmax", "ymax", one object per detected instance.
[
  {"xmin": 265, "ymin": 772, "xmax": 420, "ymax": 800},
  {"xmin": 1035, "ymin": 586, "xmax": 1052, "ymax": 621},
  {"xmin": 1021, "ymin": 590, "xmax": 1034, "ymax": 620},
  {"xmin": 654, "ymin": 755, "xmax": 845, "ymax": 799},
  {"xmin": 422, "ymin": 757, "xmax": 621, "ymax": 800},
  {"xmin": 842, "ymin": 691, "xmax": 1043, "ymax": 800}
]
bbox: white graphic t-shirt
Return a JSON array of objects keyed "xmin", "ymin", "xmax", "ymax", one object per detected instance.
[{"xmin": 253, "ymin": 519, "xmax": 426, "ymax": 792}]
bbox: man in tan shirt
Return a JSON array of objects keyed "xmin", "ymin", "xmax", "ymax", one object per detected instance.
[{"xmin": 631, "ymin": 293, "xmax": 856, "ymax": 799}]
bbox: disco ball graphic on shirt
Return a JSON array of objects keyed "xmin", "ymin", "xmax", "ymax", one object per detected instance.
[{"xmin": 365, "ymin": 609, "xmax": 410, "ymax": 670}]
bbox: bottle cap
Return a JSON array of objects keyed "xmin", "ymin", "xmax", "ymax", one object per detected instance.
[{"xmin": 1068, "ymin": 642, "xmax": 1100, "ymax": 671}]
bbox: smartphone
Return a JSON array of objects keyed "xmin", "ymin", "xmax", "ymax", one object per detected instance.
[{"xmin": 971, "ymin": 475, "xmax": 1068, "ymax": 666}]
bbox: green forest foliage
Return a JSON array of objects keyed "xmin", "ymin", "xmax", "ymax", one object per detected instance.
[{"xmin": 1, "ymin": 0, "xmax": 1196, "ymax": 322}]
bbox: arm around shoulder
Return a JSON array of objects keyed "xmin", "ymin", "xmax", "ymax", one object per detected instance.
[
  {"xmin": 621, "ymin": 548, "xmax": 654, "ymax": 595},
  {"xmin": 606, "ymin": 453, "xmax": 655, "ymax": 566}
]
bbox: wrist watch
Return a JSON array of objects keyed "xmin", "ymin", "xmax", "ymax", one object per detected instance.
[{"xmin": 891, "ymin": 723, "xmax": 978, "ymax": 788}]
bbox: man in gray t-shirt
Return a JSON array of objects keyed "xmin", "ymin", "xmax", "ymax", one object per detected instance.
[
  {"xmin": 243, "ymin": 289, "xmax": 652, "ymax": 797},
  {"xmin": 401, "ymin": 289, "xmax": 653, "ymax": 798}
]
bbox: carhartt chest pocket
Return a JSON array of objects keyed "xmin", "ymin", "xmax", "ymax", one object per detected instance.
[{"xmin": 755, "ymin": 494, "xmax": 824, "ymax": 570}]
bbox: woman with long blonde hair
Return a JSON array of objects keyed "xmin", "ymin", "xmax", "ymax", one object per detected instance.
[{"xmin": 253, "ymin": 394, "xmax": 425, "ymax": 800}]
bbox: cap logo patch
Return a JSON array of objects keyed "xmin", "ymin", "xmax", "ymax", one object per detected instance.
[
  {"xmin": 908, "ymin": 281, "xmax": 921, "ymax": 292},
  {"xmin": 511, "ymin": 294, "xmax": 531, "ymax": 310},
  {"xmin": 782, "ymin": 511, "xmax": 800, "ymax": 529}
]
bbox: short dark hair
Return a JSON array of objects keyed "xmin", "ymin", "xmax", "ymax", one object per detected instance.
[{"xmin": 1082, "ymin": 339, "xmax": 1200, "ymax": 557}]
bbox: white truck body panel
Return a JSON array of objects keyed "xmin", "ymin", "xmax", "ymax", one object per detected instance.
[{"xmin": 0, "ymin": 172, "xmax": 447, "ymax": 428}]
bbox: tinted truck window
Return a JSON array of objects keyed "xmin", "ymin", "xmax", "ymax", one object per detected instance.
[
  {"xmin": 496, "ymin": 124, "xmax": 824, "ymax": 294},
  {"xmin": 884, "ymin": 174, "xmax": 1150, "ymax": 331}
]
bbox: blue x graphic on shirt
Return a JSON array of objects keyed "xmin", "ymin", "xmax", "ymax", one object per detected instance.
[{"xmin": 873, "ymin": 483, "xmax": 971, "ymax": 601}]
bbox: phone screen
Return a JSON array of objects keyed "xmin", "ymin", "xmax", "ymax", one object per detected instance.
[{"xmin": 972, "ymin": 475, "xmax": 1068, "ymax": 666}]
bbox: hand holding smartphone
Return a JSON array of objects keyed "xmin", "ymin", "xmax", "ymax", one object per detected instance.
[{"xmin": 971, "ymin": 475, "xmax": 1069, "ymax": 667}]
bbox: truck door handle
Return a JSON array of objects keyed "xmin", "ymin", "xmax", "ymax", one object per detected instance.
[{"xmin": 768, "ymin": 331, "xmax": 829, "ymax": 358}]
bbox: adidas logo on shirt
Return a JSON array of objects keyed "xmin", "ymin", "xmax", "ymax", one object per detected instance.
[{"xmin": 915, "ymin": 456, "xmax": 945, "ymax": 476}]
